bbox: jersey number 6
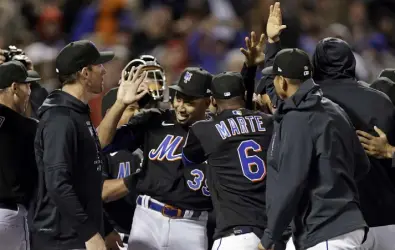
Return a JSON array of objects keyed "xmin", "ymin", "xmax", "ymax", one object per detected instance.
[{"xmin": 237, "ymin": 139, "xmax": 266, "ymax": 182}]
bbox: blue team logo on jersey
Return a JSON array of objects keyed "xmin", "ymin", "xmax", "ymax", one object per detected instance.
[
  {"xmin": 117, "ymin": 161, "xmax": 131, "ymax": 178},
  {"xmin": 148, "ymin": 135, "xmax": 183, "ymax": 161}
]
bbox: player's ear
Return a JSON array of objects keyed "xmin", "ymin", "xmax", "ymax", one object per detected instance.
[
  {"xmin": 10, "ymin": 82, "xmax": 19, "ymax": 96},
  {"xmin": 280, "ymin": 76, "xmax": 288, "ymax": 92},
  {"xmin": 10, "ymin": 82, "xmax": 17, "ymax": 92},
  {"xmin": 81, "ymin": 66, "xmax": 90, "ymax": 78},
  {"xmin": 210, "ymin": 96, "xmax": 217, "ymax": 107}
]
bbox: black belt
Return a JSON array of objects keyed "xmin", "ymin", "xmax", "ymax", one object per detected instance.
[
  {"xmin": 0, "ymin": 202, "xmax": 18, "ymax": 211},
  {"xmin": 224, "ymin": 226, "xmax": 264, "ymax": 238}
]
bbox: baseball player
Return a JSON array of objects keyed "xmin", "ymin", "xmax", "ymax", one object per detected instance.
[
  {"xmin": 0, "ymin": 61, "xmax": 41, "ymax": 250},
  {"xmin": 101, "ymin": 87, "xmax": 143, "ymax": 250},
  {"xmin": 100, "ymin": 56, "xmax": 168, "ymax": 246},
  {"xmin": 99, "ymin": 67, "xmax": 213, "ymax": 250},
  {"xmin": 32, "ymin": 40, "xmax": 148, "ymax": 250},
  {"xmin": 182, "ymin": 72, "xmax": 290, "ymax": 250}
]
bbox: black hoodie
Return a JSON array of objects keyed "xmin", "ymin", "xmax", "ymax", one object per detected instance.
[
  {"xmin": 312, "ymin": 38, "xmax": 395, "ymax": 227},
  {"xmin": 260, "ymin": 79, "xmax": 368, "ymax": 249},
  {"xmin": 32, "ymin": 90, "xmax": 104, "ymax": 250}
]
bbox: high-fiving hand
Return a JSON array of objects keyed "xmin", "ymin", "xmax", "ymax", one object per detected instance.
[
  {"xmin": 240, "ymin": 31, "xmax": 266, "ymax": 67},
  {"xmin": 266, "ymin": 2, "xmax": 287, "ymax": 43},
  {"xmin": 117, "ymin": 64, "xmax": 149, "ymax": 106}
]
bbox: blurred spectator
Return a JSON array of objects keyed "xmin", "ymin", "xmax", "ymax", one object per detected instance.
[
  {"xmin": 323, "ymin": 23, "xmax": 370, "ymax": 81},
  {"xmin": 0, "ymin": 0, "xmax": 395, "ymax": 125},
  {"xmin": 129, "ymin": 6, "xmax": 172, "ymax": 60},
  {"xmin": 361, "ymin": 33, "xmax": 395, "ymax": 81},
  {"xmin": 298, "ymin": 1, "xmax": 322, "ymax": 55},
  {"xmin": 222, "ymin": 48, "xmax": 245, "ymax": 72},
  {"xmin": 24, "ymin": 5, "xmax": 65, "ymax": 91}
]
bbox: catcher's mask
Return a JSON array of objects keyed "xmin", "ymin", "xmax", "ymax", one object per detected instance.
[{"xmin": 123, "ymin": 56, "xmax": 166, "ymax": 101}]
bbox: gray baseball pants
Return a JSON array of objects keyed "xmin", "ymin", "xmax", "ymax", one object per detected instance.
[{"xmin": 0, "ymin": 204, "xmax": 29, "ymax": 250}]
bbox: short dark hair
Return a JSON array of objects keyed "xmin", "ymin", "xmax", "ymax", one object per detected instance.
[
  {"xmin": 58, "ymin": 73, "xmax": 78, "ymax": 86},
  {"xmin": 58, "ymin": 65, "xmax": 93, "ymax": 86}
]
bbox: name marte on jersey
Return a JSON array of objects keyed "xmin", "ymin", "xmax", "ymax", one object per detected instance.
[{"xmin": 215, "ymin": 116, "xmax": 266, "ymax": 140}]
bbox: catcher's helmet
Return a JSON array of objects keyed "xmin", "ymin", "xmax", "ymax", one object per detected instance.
[{"xmin": 123, "ymin": 55, "xmax": 166, "ymax": 101}]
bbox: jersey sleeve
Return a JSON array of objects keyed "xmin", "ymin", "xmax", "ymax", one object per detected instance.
[
  {"xmin": 182, "ymin": 125, "xmax": 207, "ymax": 166},
  {"xmin": 263, "ymin": 41, "xmax": 282, "ymax": 108},
  {"xmin": 103, "ymin": 109, "xmax": 161, "ymax": 153},
  {"xmin": 241, "ymin": 63, "xmax": 257, "ymax": 109}
]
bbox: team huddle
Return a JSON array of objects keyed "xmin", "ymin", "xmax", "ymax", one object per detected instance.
[{"xmin": 2, "ymin": 1, "xmax": 395, "ymax": 250}]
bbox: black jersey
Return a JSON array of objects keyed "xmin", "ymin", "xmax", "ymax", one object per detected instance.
[
  {"xmin": 0, "ymin": 104, "xmax": 38, "ymax": 206},
  {"xmin": 182, "ymin": 109, "xmax": 273, "ymax": 239},
  {"xmin": 102, "ymin": 149, "xmax": 142, "ymax": 234},
  {"xmin": 106, "ymin": 109, "xmax": 212, "ymax": 211}
]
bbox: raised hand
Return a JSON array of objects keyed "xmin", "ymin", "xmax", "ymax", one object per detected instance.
[
  {"xmin": 117, "ymin": 64, "xmax": 149, "ymax": 106},
  {"xmin": 240, "ymin": 31, "xmax": 266, "ymax": 67},
  {"xmin": 266, "ymin": 2, "xmax": 287, "ymax": 42}
]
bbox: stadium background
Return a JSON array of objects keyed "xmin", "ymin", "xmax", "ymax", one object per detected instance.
[{"xmin": 1, "ymin": 0, "xmax": 394, "ymax": 126}]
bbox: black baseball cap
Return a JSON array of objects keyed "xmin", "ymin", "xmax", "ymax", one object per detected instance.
[
  {"xmin": 28, "ymin": 70, "xmax": 41, "ymax": 82},
  {"xmin": 56, "ymin": 40, "xmax": 114, "ymax": 75},
  {"xmin": 211, "ymin": 72, "xmax": 245, "ymax": 99},
  {"xmin": 169, "ymin": 67, "xmax": 212, "ymax": 98},
  {"xmin": 379, "ymin": 68, "xmax": 395, "ymax": 83},
  {"xmin": 0, "ymin": 61, "xmax": 41, "ymax": 89},
  {"xmin": 255, "ymin": 76, "xmax": 270, "ymax": 94},
  {"xmin": 261, "ymin": 48, "xmax": 312, "ymax": 80},
  {"xmin": 102, "ymin": 87, "xmax": 118, "ymax": 117},
  {"xmin": 371, "ymin": 77, "xmax": 395, "ymax": 104}
]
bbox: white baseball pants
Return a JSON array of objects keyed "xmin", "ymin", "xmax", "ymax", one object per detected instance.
[
  {"xmin": 365, "ymin": 225, "xmax": 395, "ymax": 250},
  {"xmin": 211, "ymin": 232, "xmax": 260, "ymax": 250},
  {"xmin": 127, "ymin": 197, "xmax": 208, "ymax": 250},
  {"xmin": 307, "ymin": 228, "xmax": 373, "ymax": 250},
  {"xmin": 0, "ymin": 204, "xmax": 29, "ymax": 250}
]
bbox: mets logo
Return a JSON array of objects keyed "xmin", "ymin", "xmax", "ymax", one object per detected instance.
[
  {"xmin": 184, "ymin": 72, "xmax": 193, "ymax": 83},
  {"xmin": 148, "ymin": 135, "xmax": 183, "ymax": 161}
]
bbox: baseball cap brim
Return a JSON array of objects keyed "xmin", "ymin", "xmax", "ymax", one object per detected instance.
[
  {"xmin": 168, "ymin": 85, "xmax": 206, "ymax": 98},
  {"xmin": 255, "ymin": 76, "xmax": 268, "ymax": 94},
  {"xmin": 94, "ymin": 51, "xmax": 115, "ymax": 65},
  {"xmin": 21, "ymin": 70, "xmax": 41, "ymax": 83},
  {"xmin": 23, "ymin": 77, "xmax": 41, "ymax": 83},
  {"xmin": 261, "ymin": 66, "xmax": 277, "ymax": 76}
]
